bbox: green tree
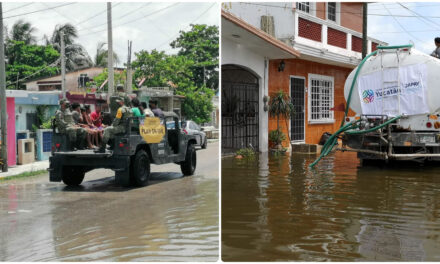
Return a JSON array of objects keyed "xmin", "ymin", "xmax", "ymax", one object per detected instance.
[
  {"xmin": 170, "ymin": 24, "xmax": 219, "ymax": 90},
  {"xmin": 92, "ymin": 68, "xmax": 128, "ymax": 91},
  {"xmin": 10, "ymin": 19, "xmax": 36, "ymax": 44},
  {"xmin": 51, "ymin": 23, "xmax": 93, "ymax": 70},
  {"xmin": 94, "ymin": 41, "xmax": 119, "ymax": 67},
  {"xmin": 5, "ymin": 40, "xmax": 59, "ymax": 89},
  {"xmin": 268, "ymin": 90, "xmax": 294, "ymax": 148},
  {"xmin": 132, "ymin": 49, "xmax": 213, "ymax": 123}
]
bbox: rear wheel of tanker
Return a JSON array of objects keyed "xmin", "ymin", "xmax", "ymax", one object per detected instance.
[
  {"xmin": 62, "ymin": 166, "xmax": 85, "ymax": 186},
  {"xmin": 132, "ymin": 150, "xmax": 151, "ymax": 187},
  {"xmin": 181, "ymin": 144, "xmax": 196, "ymax": 176}
]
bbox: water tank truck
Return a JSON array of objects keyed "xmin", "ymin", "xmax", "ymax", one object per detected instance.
[{"xmin": 310, "ymin": 45, "xmax": 440, "ymax": 167}]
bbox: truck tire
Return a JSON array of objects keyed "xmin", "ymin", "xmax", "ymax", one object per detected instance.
[
  {"xmin": 132, "ymin": 150, "xmax": 151, "ymax": 187},
  {"xmin": 181, "ymin": 144, "xmax": 196, "ymax": 176},
  {"xmin": 201, "ymin": 137, "xmax": 208, "ymax": 149},
  {"xmin": 62, "ymin": 166, "xmax": 85, "ymax": 186}
]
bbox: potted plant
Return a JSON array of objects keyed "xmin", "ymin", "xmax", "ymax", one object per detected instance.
[{"xmin": 268, "ymin": 90, "xmax": 294, "ymax": 151}]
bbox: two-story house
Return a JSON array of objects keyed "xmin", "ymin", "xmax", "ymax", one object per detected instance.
[{"xmin": 222, "ymin": 2, "xmax": 387, "ymax": 153}]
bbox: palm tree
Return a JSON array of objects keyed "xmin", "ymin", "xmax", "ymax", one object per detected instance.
[
  {"xmin": 269, "ymin": 90, "xmax": 295, "ymax": 148},
  {"xmin": 94, "ymin": 41, "xmax": 119, "ymax": 67},
  {"xmin": 50, "ymin": 23, "xmax": 93, "ymax": 71},
  {"xmin": 10, "ymin": 19, "xmax": 36, "ymax": 44}
]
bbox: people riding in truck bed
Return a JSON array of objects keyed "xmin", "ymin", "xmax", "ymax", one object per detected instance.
[
  {"xmin": 55, "ymin": 99, "xmax": 87, "ymax": 150},
  {"xmin": 95, "ymin": 96, "xmax": 133, "ymax": 153},
  {"xmin": 70, "ymin": 102, "xmax": 95, "ymax": 149},
  {"xmin": 149, "ymin": 100, "xmax": 164, "ymax": 118}
]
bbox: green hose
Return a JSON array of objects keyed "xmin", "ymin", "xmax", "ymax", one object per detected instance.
[{"xmin": 310, "ymin": 44, "xmax": 412, "ymax": 168}]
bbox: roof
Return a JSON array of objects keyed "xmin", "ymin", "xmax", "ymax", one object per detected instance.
[
  {"xmin": 222, "ymin": 10, "xmax": 300, "ymax": 59},
  {"xmin": 24, "ymin": 66, "xmax": 126, "ymax": 84}
]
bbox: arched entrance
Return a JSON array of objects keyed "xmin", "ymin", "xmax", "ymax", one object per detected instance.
[{"xmin": 222, "ymin": 65, "xmax": 259, "ymax": 153}]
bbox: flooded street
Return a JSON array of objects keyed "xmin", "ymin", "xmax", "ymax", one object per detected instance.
[
  {"xmin": 222, "ymin": 151, "xmax": 440, "ymax": 261},
  {"xmin": 0, "ymin": 142, "xmax": 219, "ymax": 261}
]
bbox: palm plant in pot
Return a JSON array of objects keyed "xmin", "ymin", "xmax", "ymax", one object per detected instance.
[{"xmin": 268, "ymin": 90, "xmax": 294, "ymax": 151}]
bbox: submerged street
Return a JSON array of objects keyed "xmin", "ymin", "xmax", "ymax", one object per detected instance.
[
  {"xmin": 0, "ymin": 142, "xmax": 219, "ymax": 261},
  {"xmin": 222, "ymin": 152, "xmax": 440, "ymax": 261}
]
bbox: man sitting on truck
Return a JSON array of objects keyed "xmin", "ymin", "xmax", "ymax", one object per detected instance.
[
  {"xmin": 431, "ymin": 37, "xmax": 440, "ymax": 58},
  {"xmin": 95, "ymin": 97, "xmax": 132, "ymax": 153},
  {"xmin": 55, "ymin": 99, "xmax": 87, "ymax": 150}
]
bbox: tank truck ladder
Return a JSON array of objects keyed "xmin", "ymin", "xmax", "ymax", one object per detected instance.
[
  {"xmin": 379, "ymin": 48, "xmax": 403, "ymax": 120},
  {"xmin": 309, "ymin": 45, "xmax": 413, "ymax": 168}
]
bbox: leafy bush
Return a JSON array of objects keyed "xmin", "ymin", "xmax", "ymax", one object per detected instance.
[
  {"xmin": 235, "ymin": 147, "xmax": 256, "ymax": 158},
  {"xmin": 269, "ymin": 129, "xmax": 286, "ymax": 146}
]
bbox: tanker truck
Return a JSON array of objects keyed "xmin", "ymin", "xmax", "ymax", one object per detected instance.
[{"xmin": 311, "ymin": 44, "xmax": 440, "ymax": 167}]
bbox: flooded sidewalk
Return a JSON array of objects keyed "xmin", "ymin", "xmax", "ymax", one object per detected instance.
[{"xmin": 222, "ymin": 152, "xmax": 440, "ymax": 261}]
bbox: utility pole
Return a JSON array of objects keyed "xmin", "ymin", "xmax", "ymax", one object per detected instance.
[
  {"xmin": 107, "ymin": 2, "xmax": 114, "ymax": 96},
  {"xmin": 60, "ymin": 31, "xmax": 66, "ymax": 99},
  {"xmin": 0, "ymin": 3, "xmax": 8, "ymax": 172},
  {"xmin": 126, "ymin": 40, "xmax": 132, "ymax": 94},
  {"xmin": 362, "ymin": 2, "xmax": 368, "ymax": 59}
]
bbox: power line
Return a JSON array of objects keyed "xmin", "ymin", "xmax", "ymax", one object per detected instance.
[
  {"xmin": 79, "ymin": 3, "xmax": 178, "ymax": 37},
  {"xmin": 159, "ymin": 3, "xmax": 217, "ymax": 51},
  {"xmin": 4, "ymin": 2, "xmax": 76, "ymax": 20},
  {"xmin": 6, "ymin": 58, "xmax": 60, "ymax": 86},
  {"xmin": 75, "ymin": 2, "xmax": 122, "ymax": 28},
  {"xmin": 371, "ymin": 29, "xmax": 440, "ymax": 34},
  {"xmin": 3, "ymin": 3, "xmax": 35, "ymax": 14},
  {"xmin": 382, "ymin": 3, "xmax": 425, "ymax": 45},
  {"xmin": 78, "ymin": 2, "xmax": 151, "ymax": 32},
  {"xmin": 398, "ymin": 2, "xmax": 440, "ymax": 30}
]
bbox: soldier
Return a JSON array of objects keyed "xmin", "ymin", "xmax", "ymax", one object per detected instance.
[
  {"xmin": 55, "ymin": 99, "xmax": 88, "ymax": 150},
  {"xmin": 95, "ymin": 97, "xmax": 132, "ymax": 153},
  {"xmin": 109, "ymin": 85, "xmax": 131, "ymax": 118}
]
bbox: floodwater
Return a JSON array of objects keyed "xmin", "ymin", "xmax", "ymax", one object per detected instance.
[
  {"xmin": 222, "ymin": 151, "xmax": 440, "ymax": 261},
  {"xmin": 0, "ymin": 143, "xmax": 219, "ymax": 261}
]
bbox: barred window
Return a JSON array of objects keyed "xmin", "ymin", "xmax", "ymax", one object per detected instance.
[
  {"xmin": 308, "ymin": 74, "xmax": 334, "ymax": 123},
  {"xmin": 327, "ymin": 2, "xmax": 336, "ymax": 22},
  {"xmin": 296, "ymin": 2, "xmax": 310, "ymax": 13}
]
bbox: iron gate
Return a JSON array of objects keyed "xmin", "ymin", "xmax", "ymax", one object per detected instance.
[
  {"xmin": 222, "ymin": 65, "xmax": 259, "ymax": 152},
  {"xmin": 291, "ymin": 77, "xmax": 305, "ymax": 142}
]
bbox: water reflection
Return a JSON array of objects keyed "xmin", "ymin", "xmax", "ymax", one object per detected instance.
[{"xmin": 222, "ymin": 152, "xmax": 440, "ymax": 261}]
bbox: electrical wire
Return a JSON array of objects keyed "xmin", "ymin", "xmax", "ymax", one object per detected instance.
[
  {"xmin": 75, "ymin": 2, "xmax": 122, "ymax": 28},
  {"xmin": 78, "ymin": 3, "xmax": 178, "ymax": 37},
  {"xmin": 381, "ymin": 3, "xmax": 426, "ymax": 45},
  {"xmin": 397, "ymin": 2, "xmax": 440, "ymax": 30},
  {"xmin": 156, "ymin": 3, "xmax": 217, "ymax": 51},
  {"xmin": 3, "ymin": 3, "xmax": 35, "ymax": 14},
  {"xmin": 6, "ymin": 58, "xmax": 61, "ymax": 86},
  {"xmin": 4, "ymin": 3, "xmax": 76, "ymax": 20}
]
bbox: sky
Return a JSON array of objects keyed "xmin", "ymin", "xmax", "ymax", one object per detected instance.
[
  {"xmin": 2, "ymin": 2, "xmax": 219, "ymax": 67},
  {"xmin": 368, "ymin": 2, "xmax": 440, "ymax": 54}
]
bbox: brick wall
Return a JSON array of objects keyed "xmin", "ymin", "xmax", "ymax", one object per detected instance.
[
  {"xmin": 298, "ymin": 17, "xmax": 322, "ymax": 42},
  {"xmin": 352, "ymin": 35, "xmax": 362, "ymax": 52},
  {"xmin": 328, "ymin": 28, "xmax": 347, "ymax": 48},
  {"xmin": 340, "ymin": 3, "xmax": 363, "ymax": 33},
  {"xmin": 372, "ymin": 42, "xmax": 379, "ymax": 52}
]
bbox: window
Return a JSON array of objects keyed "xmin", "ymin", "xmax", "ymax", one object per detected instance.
[
  {"xmin": 327, "ymin": 2, "xmax": 336, "ymax": 22},
  {"xmin": 296, "ymin": 2, "xmax": 310, "ymax": 13},
  {"xmin": 308, "ymin": 74, "xmax": 334, "ymax": 124}
]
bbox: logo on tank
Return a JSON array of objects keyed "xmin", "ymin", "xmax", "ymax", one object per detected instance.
[{"xmin": 362, "ymin": 89, "xmax": 374, "ymax": 103}]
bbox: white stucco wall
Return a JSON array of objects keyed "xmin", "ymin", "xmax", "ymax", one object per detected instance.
[
  {"xmin": 222, "ymin": 37, "xmax": 269, "ymax": 152},
  {"xmin": 224, "ymin": 2, "xmax": 295, "ymax": 40}
]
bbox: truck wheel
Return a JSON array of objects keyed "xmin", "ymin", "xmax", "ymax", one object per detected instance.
[
  {"xmin": 132, "ymin": 150, "xmax": 151, "ymax": 186},
  {"xmin": 181, "ymin": 144, "xmax": 196, "ymax": 176},
  {"xmin": 201, "ymin": 138, "xmax": 208, "ymax": 149},
  {"xmin": 62, "ymin": 166, "xmax": 85, "ymax": 186}
]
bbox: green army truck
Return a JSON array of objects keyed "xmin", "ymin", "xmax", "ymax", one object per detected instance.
[{"xmin": 48, "ymin": 112, "xmax": 198, "ymax": 187}]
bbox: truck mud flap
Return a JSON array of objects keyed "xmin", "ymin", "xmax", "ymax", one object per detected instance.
[
  {"xmin": 114, "ymin": 157, "xmax": 131, "ymax": 187},
  {"xmin": 49, "ymin": 156, "xmax": 62, "ymax": 182}
]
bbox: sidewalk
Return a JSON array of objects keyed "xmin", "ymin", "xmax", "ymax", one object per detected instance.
[{"xmin": 0, "ymin": 160, "xmax": 49, "ymax": 179}]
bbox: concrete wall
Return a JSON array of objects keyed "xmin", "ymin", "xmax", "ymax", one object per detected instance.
[{"xmin": 222, "ymin": 37, "xmax": 269, "ymax": 152}]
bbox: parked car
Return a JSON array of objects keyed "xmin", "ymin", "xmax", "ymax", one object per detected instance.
[{"xmin": 167, "ymin": 120, "xmax": 207, "ymax": 149}]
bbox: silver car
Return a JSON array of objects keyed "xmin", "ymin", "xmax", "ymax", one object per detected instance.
[{"xmin": 182, "ymin": 120, "xmax": 207, "ymax": 149}]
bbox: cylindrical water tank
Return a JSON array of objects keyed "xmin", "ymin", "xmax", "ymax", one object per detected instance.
[{"xmin": 344, "ymin": 48, "xmax": 440, "ymax": 115}]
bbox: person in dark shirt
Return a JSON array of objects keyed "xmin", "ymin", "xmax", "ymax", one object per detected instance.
[
  {"xmin": 431, "ymin": 37, "xmax": 440, "ymax": 58},
  {"xmin": 149, "ymin": 100, "xmax": 164, "ymax": 118}
]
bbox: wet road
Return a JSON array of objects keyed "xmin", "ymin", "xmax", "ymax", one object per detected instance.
[
  {"xmin": 222, "ymin": 151, "xmax": 440, "ymax": 261},
  {"xmin": 0, "ymin": 142, "xmax": 219, "ymax": 261}
]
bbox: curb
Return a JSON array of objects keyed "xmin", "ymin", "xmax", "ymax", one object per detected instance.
[{"xmin": 0, "ymin": 160, "xmax": 49, "ymax": 179}]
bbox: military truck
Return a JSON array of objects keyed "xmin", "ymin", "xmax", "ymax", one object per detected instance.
[{"xmin": 48, "ymin": 112, "xmax": 198, "ymax": 187}]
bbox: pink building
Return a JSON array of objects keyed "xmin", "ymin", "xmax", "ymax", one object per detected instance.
[{"xmin": 1, "ymin": 96, "xmax": 16, "ymax": 166}]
